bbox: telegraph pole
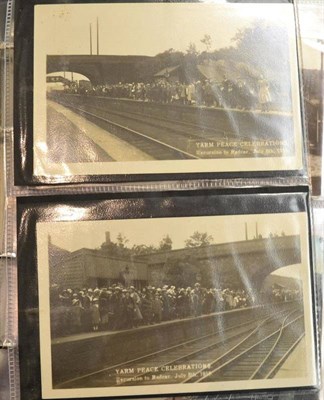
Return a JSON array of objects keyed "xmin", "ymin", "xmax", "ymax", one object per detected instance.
[
  {"xmin": 97, "ymin": 18, "xmax": 100, "ymax": 55},
  {"xmin": 90, "ymin": 23, "xmax": 93, "ymax": 55}
]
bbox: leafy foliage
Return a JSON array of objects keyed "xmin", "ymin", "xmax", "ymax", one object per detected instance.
[
  {"xmin": 159, "ymin": 235, "xmax": 173, "ymax": 251},
  {"xmin": 163, "ymin": 257, "xmax": 199, "ymax": 287},
  {"xmin": 185, "ymin": 231, "xmax": 214, "ymax": 248},
  {"xmin": 135, "ymin": 23, "xmax": 290, "ymax": 99}
]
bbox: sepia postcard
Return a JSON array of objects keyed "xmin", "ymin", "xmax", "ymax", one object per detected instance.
[
  {"xmin": 299, "ymin": 1, "xmax": 324, "ymax": 195},
  {"xmin": 36, "ymin": 212, "xmax": 317, "ymax": 398},
  {"xmin": 33, "ymin": 2, "xmax": 304, "ymax": 178}
]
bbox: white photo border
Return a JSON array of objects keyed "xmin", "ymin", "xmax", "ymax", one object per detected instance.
[{"xmin": 37, "ymin": 212, "xmax": 317, "ymax": 399}]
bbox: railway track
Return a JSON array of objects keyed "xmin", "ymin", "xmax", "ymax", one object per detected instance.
[
  {"xmin": 51, "ymin": 96, "xmax": 267, "ymax": 160},
  {"xmin": 70, "ymin": 98, "xmax": 233, "ymax": 140},
  {"xmin": 184, "ymin": 309, "xmax": 304, "ymax": 383},
  {"xmin": 57, "ymin": 314, "xmax": 261, "ymax": 388},
  {"xmin": 49, "ymin": 101, "xmax": 199, "ymax": 161},
  {"xmin": 57, "ymin": 302, "xmax": 302, "ymax": 388},
  {"xmin": 115, "ymin": 307, "xmax": 303, "ymax": 386}
]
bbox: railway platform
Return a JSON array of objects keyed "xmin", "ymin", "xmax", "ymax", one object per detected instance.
[
  {"xmin": 52, "ymin": 305, "xmax": 266, "ymax": 385},
  {"xmin": 47, "ymin": 92, "xmax": 295, "ymax": 161},
  {"xmin": 274, "ymin": 337, "xmax": 307, "ymax": 379},
  {"xmin": 51, "ymin": 302, "xmax": 304, "ymax": 388},
  {"xmin": 47, "ymin": 100, "xmax": 153, "ymax": 162}
]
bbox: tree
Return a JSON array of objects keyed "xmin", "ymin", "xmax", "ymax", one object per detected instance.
[
  {"xmin": 185, "ymin": 42, "xmax": 199, "ymax": 66},
  {"xmin": 131, "ymin": 244, "xmax": 157, "ymax": 256},
  {"xmin": 116, "ymin": 233, "xmax": 129, "ymax": 249},
  {"xmin": 185, "ymin": 231, "xmax": 214, "ymax": 248},
  {"xmin": 201, "ymin": 34, "xmax": 212, "ymax": 52},
  {"xmin": 155, "ymin": 49, "xmax": 185, "ymax": 70},
  {"xmin": 231, "ymin": 22, "xmax": 290, "ymax": 83},
  {"xmin": 159, "ymin": 235, "xmax": 173, "ymax": 251},
  {"xmin": 163, "ymin": 257, "xmax": 198, "ymax": 288},
  {"xmin": 187, "ymin": 42, "xmax": 199, "ymax": 57}
]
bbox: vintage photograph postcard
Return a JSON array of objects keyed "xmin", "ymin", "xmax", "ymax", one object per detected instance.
[
  {"xmin": 33, "ymin": 2, "xmax": 304, "ymax": 178},
  {"xmin": 37, "ymin": 212, "xmax": 317, "ymax": 398},
  {"xmin": 299, "ymin": 1, "xmax": 324, "ymax": 195}
]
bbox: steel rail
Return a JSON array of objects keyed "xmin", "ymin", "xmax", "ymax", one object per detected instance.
[
  {"xmin": 249, "ymin": 310, "xmax": 299, "ymax": 379},
  {"xmin": 57, "ymin": 103, "xmax": 200, "ymax": 160},
  {"xmin": 55, "ymin": 303, "xmax": 299, "ymax": 388},
  {"xmin": 79, "ymin": 99, "xmax": 229, "ymax": 138},
  {"xmin": 118, "ymin": 306, "xmax": 300, "ymax": 386},
  {"xmin": 116, "ymin": 319, "xmax": 265, "ymax": 386},
  {"xmin": 182, "ymin": 309, "xmax": 301, "ymax": 383},
  {"xmin": 194, "ymin": 313, "xmax": 304, "ymax": 383},
  {"xmin": 56, "ymin": 314, "xmax": 259, "ymax": 388},
  {"xmin": 264, "ymin": 327, "xmax": 305, "ymax": 379},
  {"xmin": 53, "ymin": 95, "xmax": 267, "ymax": 145}
]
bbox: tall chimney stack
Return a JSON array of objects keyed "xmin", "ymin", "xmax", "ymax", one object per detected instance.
[{"xmin": 105, "ymin": 231, "xmax": 111, "ymax": 244}]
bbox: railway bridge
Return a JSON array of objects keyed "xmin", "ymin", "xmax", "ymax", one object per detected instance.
[
  {"xmin": 47, "ymin": 54, "xmax": 153, "ymax": 85},
  {"xmin": 51, "ymin": 233, "xmax": 301, "ymax": 294},
  {"xmin": 144, "ymin": 234, "xmax": 301, "ymax": 293}
]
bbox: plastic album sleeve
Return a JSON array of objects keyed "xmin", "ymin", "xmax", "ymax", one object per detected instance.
[{"xmin": 16, "ymin": 189, "xmax": 320, "ymax": 399}]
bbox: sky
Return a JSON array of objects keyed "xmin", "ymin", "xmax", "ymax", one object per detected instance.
[
  {"xmin": 36, "ymin": 3, "xmax": 294, "ymax": 57},
  {"xmin": 40, "ymin": 2, "xmax": 322, "ymax": 80},
  {"xmin": 43, "ymin": 212, "xmax": 303, "ymax": 253},
  {"xmin": 47, "ymin": 71, "xmax": 88, "ymax": 82},
  {"xmin": 273, "ymin": 264, "xmax": 302, "ymax": 280}
]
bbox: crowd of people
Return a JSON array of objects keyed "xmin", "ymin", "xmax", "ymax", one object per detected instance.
[
  {"xmin": 50, "ymin": 283, "xmax": 252, "ymax": 336},
  {"xmin": 271, "ymin": 286, "xmax": 301, "ymax": 303},
  {"xmin": 50, "ymin": 282, "xmax": 300, "ymax": 336},
  {"xmin": 66, "ymin": 77, "xmax": 272, "ymax": 111}
]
